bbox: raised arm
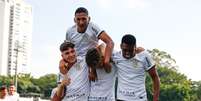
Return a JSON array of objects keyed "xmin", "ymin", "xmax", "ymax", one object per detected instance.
[
  {"xmin": 98, "ymin": 31, "xmax": 114, "ymax": 73},
  {"xmin": 56, "ymin": 74, "xmax": 71, "ymax": 98}
]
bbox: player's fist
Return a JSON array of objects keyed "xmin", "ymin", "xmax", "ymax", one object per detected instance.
[
  {"xmin": 103, "ymin": 61, "xmax": 111, "ymax": 73},
  {"xmin": 61, "ymin": 78, "xmax": 71, "ymax": 86}
]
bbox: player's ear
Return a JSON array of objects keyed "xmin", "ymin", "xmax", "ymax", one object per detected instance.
[
  {"xmin": 88, "ymin": 16, "xmax": 91, "ymax": 22},
  {"xmin": 74, "ymin": 17, "xmax": 76, "ymax": 23},
  {"xmin": 120, "ymin": 44, "xmax": 123, "ymax": 49}
]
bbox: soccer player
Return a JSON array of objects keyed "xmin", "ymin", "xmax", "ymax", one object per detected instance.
[{"xmin": 112, "ymin": 34, "xmax": 160, "ymax": 101}]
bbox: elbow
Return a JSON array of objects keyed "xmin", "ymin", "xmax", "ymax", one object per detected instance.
[{"xmin": 107, "ymin": 40, "xmax": 114, "ymax": 49}]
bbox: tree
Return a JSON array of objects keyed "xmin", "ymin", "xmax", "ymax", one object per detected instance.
[
  {"xmin": 0, "ymin": 75, "xmax": 12, "ymax": 86},
  {"xmin": 146, "ymin": 66, "xmax": 192, "ymax": 101},
  {"xmin": 191, "ymin": 81, "xmax": 201, "ymax": 101},
  {"xmin": 32, "ymin": 74, "xmax": 57, "ymax": 98},
  {"xmin": 17, "ymin": 74, "xmax": 36, "ymax": 93},
  {"xmin": 0, "ymin": 73, "xmax": 56, "ymax": 98},
  {"xmin": 146, "ymin": 49, "xmax": 192, "ymax": 101},
  {"xmin": 148, "ymin": 49, "xmax": 178, "ymax": 70}
]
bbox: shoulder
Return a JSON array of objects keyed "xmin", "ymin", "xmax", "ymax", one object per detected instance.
[
  {"xmin": 112, "ymin": 51, "xmax": 121, "ymax": 56},
  {"xmin": 112, "ymin": 51, "xmax": 122, "ymax": 61},
  {"xmin": 88, "ymin": 22, "xmax": 100, "ymax": 31},
  {"xmin": 77, "ymin": 56, "xmax": 86, "ymax": 66},
  {"xmin": 66, "ymin": 25, "xmax": 76, "ymax": 34},
  {"xmin": 136, "ymin": 50, "xmax": 150, "ymax": 58},
  {"xmin": 88, "ymin": 22, "xmax": 97, "ymax": 27},
  {"xmin": 136, "ymin": 50, "xmax": 154, "ymax": 63},
  {"xmin": 77, "ymin": 56, "xmax": 84, "ymax": 62},
  {"xmin": 15, "ymin": 92, "xmax": 19, "ymax": 97}
]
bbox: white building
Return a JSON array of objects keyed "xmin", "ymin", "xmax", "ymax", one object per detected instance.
[
  {"xmin": 0, "ymin": 0, "xmax": 32, "ymax": 76},
  {"xmin": 0, "ymin": 0, "xmax": 10, "ymax": 75}
]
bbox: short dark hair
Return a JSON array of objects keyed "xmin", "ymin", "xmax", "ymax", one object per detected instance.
[
  {"xmin": 0, "ymin": 85, "xmax": 6, "ymax": 91},
  {"xmin": 75, "ymin": 7, "xmax": 88, "ymax": 15},
  {"xmin": 121, "ymin": 34, "xmax": 136, "ymax": 45},
  {"xmin": 85, "ymin": 48, "xmax": 101, "ymax": 68},
  {"xmin": 60, "ymin": 41, "xmax": 75, "ymax": 52}
]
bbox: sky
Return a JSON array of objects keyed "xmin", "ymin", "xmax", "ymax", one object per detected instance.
[{"xmin": 25, "ymin": 0, "xmax": 201, "ymax": 81}]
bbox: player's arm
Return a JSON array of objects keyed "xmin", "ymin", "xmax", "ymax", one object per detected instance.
[
  {"xmin": 148, "ymin": 65, "xmax": 160, "ymax": 101},
  {"xmin": 56, "ymin": 74, "xmax": 71, "ymax": 98},
  {"xmin": 98, "ymin": 31, "xmax": 114, "ymax": 73},
  {"xmin": 51, "ymin": 90, "xmax": 62, "ymax": 101},
  {"xmin": 56, "ymin": 83, "xmax": 65, "ymax": 98}
]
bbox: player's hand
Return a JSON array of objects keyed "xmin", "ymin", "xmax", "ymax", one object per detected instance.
[
  {"xmin": 59, "ymin": 59, "xmax": 69, "ymax": 74},
  {"xmin": 103, "ymin": 61, "xmax": 111, "ymax": 73},
  {"xmin": 61, "ymin": 74, "xmax": 71, "ymax": 86},
  {"xmin": 89, "ymin": 68, "xmax": 97, "ymax": 82}
]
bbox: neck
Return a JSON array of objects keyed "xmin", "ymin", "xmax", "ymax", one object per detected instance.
[
  {"xmin": 133, "ymin": 52, "xmax": 136, "ymax": 57},
  {"xmin": 68, "ymin": 59, "xmax": 77, "ymax": 68},
  {"xmin": 77, "ymin": 27, "xmax": 87, "ymax": 33}
]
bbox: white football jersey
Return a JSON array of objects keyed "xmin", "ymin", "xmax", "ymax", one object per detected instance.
[
  {"xmin": 112, "ymin": 50, "xmax": 155, "ymax": 101},
  {"xmin": 66, "ymin": 22, "xmax": 104, "ymax": 57},
  {"xmin": 7, "ymin": 93, "xmax": 19, "ymax": 101},
  {"xmin": 89, "ymin": 63, "xmax": 117, "ymax": 101},
  {"xmin": 58, "ymin": 57, "xmax": 89, "ymax": 101}
]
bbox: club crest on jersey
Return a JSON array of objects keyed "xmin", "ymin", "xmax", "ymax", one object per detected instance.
[{"xmin": 132, "ymin": 59, "xmax": 143, "ymax": 68}]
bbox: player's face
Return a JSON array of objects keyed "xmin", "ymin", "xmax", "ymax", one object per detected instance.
[
  {"xmin": 90, "ymin": 50, "xmax": 104, "ymax": 69},
  {"xmin": 62, "ymin": 48, "xmax": 76, "ymax": 64},
  {"xmin": 121, "ymin": 43, "xmax": 136, "ymax": 59},
  {"xmin": 0, "ymin": 89, "xmax": 7, "ymax": 98},
  {"xmin": 74, "ymin": 12, "xmax": 89, "ymax": 30},
  {"xmin": 8, "ymin": 86, "xmax": 15, "ymax": 95},
  {"xmin": 89, "ymin": 49, "xmax": 104, "ymax": 68}
]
